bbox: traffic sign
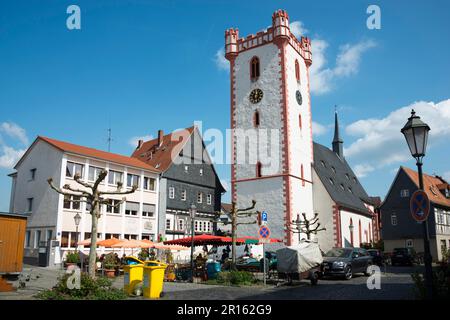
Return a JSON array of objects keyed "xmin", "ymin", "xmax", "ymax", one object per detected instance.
[
  {"xmin": 261, "ymin": 211, "xmax": 268, "ymax": 225},
  {"xmin": 410, "ymin": 190, "xmax": 430, "ymax": 222},
  {"xmin": 259, "ymin": 225, "xmax": 271, "ymax": 241}
]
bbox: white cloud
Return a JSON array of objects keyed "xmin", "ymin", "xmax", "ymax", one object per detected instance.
[
  {"xmin": 312, "ymin": 121, "xmax": 328, "ymax": 137},
  {"xmin": 310, "ymin": 39, "xmax": 376, "ymax": 95},
  {"xmin": 344, "ymin": 99, "xmax": 450, "ymax": 177},
  {"xmin": 443, "ymin": 171, "xmax": 450, "ymax": 182},
  {"xmin": 0, "ymin": 122, "xmax": 29, "ymax": 146},
  {"xmin": 214, "ymin": 47, "xmax": 229, "ymax": 71},
  {"xmin": 353, "ymin": 164, "xmax": 375, "ymax": 178},
  {"xmin": 128, "ymin": 135, "xmax": 153, "ymax": 148},
  {"xmin": 0, "ymin": 145, "xmax": 26, "ymax": 169},
  {"xmin": 290, "ymin": 21, "xmax": 308, "ymax": 38}
]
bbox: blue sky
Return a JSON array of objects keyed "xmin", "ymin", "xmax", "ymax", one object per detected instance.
[{"xmin": 1, "ymin": 0, "xmax": 450, "ymax": 211}]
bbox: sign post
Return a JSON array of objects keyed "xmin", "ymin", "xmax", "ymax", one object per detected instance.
[{"xmin": 258, "ymin": 225, "xmax": 271, "ymax": 286}]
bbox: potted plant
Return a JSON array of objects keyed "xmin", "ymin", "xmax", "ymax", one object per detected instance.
[
  {"xmin": 103, "ymin": 253, "xmax": 118, "ymax": 278},
  {"xmin": 64, "ymin": 251, "xmax": 80, "ymax": 269}
]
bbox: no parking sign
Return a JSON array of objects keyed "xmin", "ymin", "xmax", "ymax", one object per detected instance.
[{"xmin": 410, "ymin": 190, "xmax": 430, "ymax": 222}]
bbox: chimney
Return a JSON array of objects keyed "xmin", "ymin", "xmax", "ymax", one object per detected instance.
[
  {"xmin": 137, "ymin": 140, "xmax": 143, "ymax": 149},
  {"xmin": 158, "ymin": 130, "xmax": 164, "ymax": 147}
]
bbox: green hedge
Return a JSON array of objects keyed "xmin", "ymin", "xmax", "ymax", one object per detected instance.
[{"xmin": 216, "ymin": 271, "xmax": 256, "ymax": 286}]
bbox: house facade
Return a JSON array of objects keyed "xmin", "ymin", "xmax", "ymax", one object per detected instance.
[
  {"xmin": 312, "ymin": 113, "xmax": 380, "ymax": 253},
  {"xmin": 131, "ymin": 126, "xmax": 225, "ymax": 243},
  {"xmin": 380, "ymin": 166, "xmax": 450, "ymax": 262},
  {"xmin": 9, "ymin": 136, "xmax": 160, "ymax": 266}
]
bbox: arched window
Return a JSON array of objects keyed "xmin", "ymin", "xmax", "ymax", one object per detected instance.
[
  {"xmin": 256, "ymin": 162, "xmax": 262, "ymax": 178},
  {"xmin": 250, "ymin": 56, "xmax": 260, "ymax": 80},
  {"xmin": 253, "ymin": 110, "xmax": 260, "ymax": 128},
  {"xmin": 358, "ymin": 220, "xmax": 362, "ymax": 245},
  {"xmin": 299, "ymin": 114, "xmax": 302, "ymax": 130},
  {"xmin": 295, "ymin": 59, "xmax": 300, "ymax": 82}
]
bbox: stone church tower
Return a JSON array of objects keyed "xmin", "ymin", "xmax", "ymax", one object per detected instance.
[{"xmin": 225, "ymin": 10, "xmax": 314, "ymax": 246}]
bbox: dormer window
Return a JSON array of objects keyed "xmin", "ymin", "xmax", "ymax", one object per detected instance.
[{"xmin": 250, "ymin": 56, "xmax": 260, "ymax": 80}]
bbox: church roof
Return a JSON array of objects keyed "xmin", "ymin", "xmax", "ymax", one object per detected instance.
[{"xmin": 313, "ymin": 142, "xmax": 374, "ymax": 215}]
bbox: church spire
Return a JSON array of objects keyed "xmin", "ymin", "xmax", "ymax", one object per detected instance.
[{"xmin": 332, "ymin": 107, "xmax": 344, "ymax": 158}]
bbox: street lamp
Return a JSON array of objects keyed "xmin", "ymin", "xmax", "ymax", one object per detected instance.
[
  {"xmin": 73, "ymin": 213, "xmax": 81, "ymax": 252},
  {"xmin": 189, "ymin": 204, "xmax": 197, "ymax": 283},
  {"xmin": 401, "ymin": 109, "xmax": 433, "ymax": 299}
]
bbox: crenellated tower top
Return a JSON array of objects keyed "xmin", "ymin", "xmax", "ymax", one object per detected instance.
[{"xmin": 224, "ymin": 9, "xmax": 312, "ymax": 65}]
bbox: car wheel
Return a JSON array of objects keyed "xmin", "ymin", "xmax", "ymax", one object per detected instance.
[{"xmin": 344, "ymin": 266, "xmax": 352, "ymax": 280}]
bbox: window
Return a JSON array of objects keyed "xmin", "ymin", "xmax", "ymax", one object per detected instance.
[
  {"xmin": 346, "ymin": 174, "xmax": 350, "ymax": 180},
  {"xmin": 391, "ymin": 213, "xmax": 398, "ymax": 226},
  {"xmin": 142, "ymin": 204, "xmax": 154, "ymax": 217},
  {"xmin": 27, "ymin": 198, "xmax": 33, "ymax": 212},
  {"xmin": 256, "ymin": 162, "xmax": 262, "ymax": 178},
  {"xmin": 331, "ymin": 167, "xmax": 336, "ymax": 174},
  {"xmin": 178, "ymin": 219, "xmax": 184, "ymax": 231},
  {"xmin": 166, "ymin": 219, "xmax": 171, "ymax": 230},
  {"xmin": 199, "ymin": 169, "xmax": 203, "ymax": 176},
  {"xmin": 321, "ymin": 161, "xmax": 326, "ymax": 167},
  {"xmin": 207, "ymin": 194, "xmax": 212, "ymax": 205},
  {"xmin": 124, "ymin": 234, "xmax": 138, "ymax": 240},
  {"xmin": 295, "ymin": 59, "xmax": 300, "ymax": 82},
  {"xmin": 195, "ymin": 221, "xmax": 199, "ymax": 232},
  {"xmin": 169, "ymin": 187, "xmax": 175, "ymax": 199},
  {"xmin": 340, "ymin": 184, "xmax": 345, "ymax": 191},
  {"xmin": 64, "ymin": 195, "xmax": 81, "ymax": 210},
  {"xmin": 400, "ymin": 189, "xmax": 410, "ymax": 198},
  {"xmin": 181, "ymin": 189, "xmax": 187, "ymax": 201},
  {"xmin": 66, "ymin": 162, "xmax": 84, "ymax": 179},
  {"xmin": 33, "ymin": 230, "xmax": 41, "ymax": 248},
  {"xmin": 143, "ymin": 177, "xmax": 155, "ymax": 191},
  {"xmin": 250, "ymin": 56, "xmax": 260, "ymax": 80},
  {"xmin": 184, "ymin": 165, "xmax": 189, "ymax": 173},
  {"xmin": 299, "ymin": 114, "xmax": 302, "ymax": 130},
  {"xmin": 125, "ymin": 202, "xmax": 139, "ymax": 216},
  {"xmin": 61, "ymin": 231, "xmax": 69, "ymax": 248},
  {"xmin": 108, "ymin": 170, "xmax": 123, "ymax": 185},
  {"xmin": 69, "ymin": 232, "xmax": 77, "ymax": 247},
  {"xmin": 254, "ymin": 111, "xmax": 260, "ymax": 127},
  {"xmin": 25, "ymin": 231, "xmax": 31, "ymax": 248},
  {"xmin": 106, "ymin": 199, "xmax": 121, "ymax": 214},
  {"xmin": 127, "ymin": 174, "xmax": 140, "ymax": 188},
  {"xmin": 406, "ymin": 239, "xmax": 413, "ymax": 248},
  {"xmin": 329, "ymin": 178, "xmax": 334, "ymax": 185},
  {"xmin": 197, "ymin": 192, "xmax": 203, "ymax": 204},
  {"xmin": 46, "ymin": 230, "xmax": 53, "ymax": 243},
  {"xmin": 88, "ymin": 166, "xmax": 103, "ymax": 182},
  {"xmin": 348, "ymin": 187, "xmax": 353, "ymax": 194},
  {"xmin": 105, "ymin": 233, "xmax": 120, "ymax": 239},
  {"xmin": 30, "ymin": 168, "xmax": 36, "ymax": 181}
]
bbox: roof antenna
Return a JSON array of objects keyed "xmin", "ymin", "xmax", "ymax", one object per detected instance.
[{"xmin": 107, "ymin": 128, "xmax": 113, "ymax": 152}]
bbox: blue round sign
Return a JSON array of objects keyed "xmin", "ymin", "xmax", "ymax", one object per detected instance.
[
  {"xmin": 259, "ymin": 226, "xmax": 270, "ymax": 238},
  {"xmin": 410, "ymin": 190, "xmax": 430, "ymax": 222}
]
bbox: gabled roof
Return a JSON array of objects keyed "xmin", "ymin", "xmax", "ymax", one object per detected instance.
[
  {"xmin": 401, "ymin": 166, "xmax": 450, "ymax": 208},
  {"xmin": 15, "ymin": 136, "xmax": 159, "ymax": 172},
  {"xmin": 221, "ymin": 203, "xmax": 232, "ymax": 214},
  {"xmin": 131, "ymin": 126, "xmax": 195, "ymax": 172},
  {"xmin": 313, "ymin": 142, "xmax": 373, "ymax": 215}
]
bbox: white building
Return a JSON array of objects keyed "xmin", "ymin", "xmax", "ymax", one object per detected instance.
[{"xmin": 9, "ymin": 136, "xmax": 160, "ymax": 266}]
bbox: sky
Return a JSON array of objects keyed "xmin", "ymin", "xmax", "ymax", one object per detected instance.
[{"xmin": 1, "ymin": 0, "xmax": 450, "ymax": 211}]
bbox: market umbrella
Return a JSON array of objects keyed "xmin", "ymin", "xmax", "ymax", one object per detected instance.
[
  {"xmin": 97, "ymin": 237, "xmax": 121, "ymax": 247},
  {"xmin": 111, "ymin": 239, "xmax": 153, "ymax": 254},
  {"xmin": 78, "ymin": 238, "xmax": 92, "ymax": 246},
  {"xmin": 163, "ymin": 234, "xmax": 235, "ymax": 247}
]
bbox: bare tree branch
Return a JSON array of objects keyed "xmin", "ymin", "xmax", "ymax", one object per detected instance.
[
  {"xmin": 48, "ymin": 178, "xmax": 87, "ymax": 198},
  {"xmin": 237, "ymin": 220, "xmax": 258, "ymax": 226},
  {"xmin": 236, "ymin": 200, "xmax": 256, "ymax": 213},
  {"xmin": 92, "ymin": 170, "xmax": 108, "ymax": 191},
  {"xmin": 62, "ymin": 184, "xmax": 91, "ymax": 196},
  {"xmin": 73, "ymin": 173, "xmax": 94, "ymax": 189},
  {"xmin": 99, "ymin": 186, "xmax": 137, "ymax": 196}
]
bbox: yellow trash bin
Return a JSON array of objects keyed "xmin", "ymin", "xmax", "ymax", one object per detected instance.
[
  {"xmin": 123, "ymin": 264, "xmax": 144, "ymax": 295},
  {"xmin": 142, "ymin": 261, "xmax": 167, "ymax": 299}
]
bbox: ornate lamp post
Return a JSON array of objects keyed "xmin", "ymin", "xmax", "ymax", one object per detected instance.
[
  {"xmin": 73, "ymin": 213, "xmax": 81, "ymax": 252},
  {"xmin": 401, "ymin": 109, "xmax": 433, "ymax": 299},
  {"xmin": 189, "ymin": 204, "xmax": 197, "ymax": 283}
]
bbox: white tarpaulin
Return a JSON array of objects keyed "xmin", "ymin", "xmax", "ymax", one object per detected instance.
[{"xmin": 276, "ymin": 242, "xmax": 323, "ymax": 273}]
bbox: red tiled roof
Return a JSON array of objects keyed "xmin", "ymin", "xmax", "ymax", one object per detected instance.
[
  {"xmin": 131, "ymin": 126, "xmax": 195, "ymax": 172},
  {"xmin": 38, "ymin": 136, "xmax": 159, "ymax": 172},
  {"xmin": 402, "ymin": 166, "xmax": 450, "ymax": 208},
  {"xmin": 221, "ymin": 203, "xmax": 233, "ymax": 213}
]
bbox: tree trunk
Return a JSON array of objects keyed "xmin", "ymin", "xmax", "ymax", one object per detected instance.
[{"xmin": 88, "ymin": 202, "xmax": 99, "ymax": 278}]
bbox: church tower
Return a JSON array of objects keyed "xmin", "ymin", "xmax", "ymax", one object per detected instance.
[{"xmin": 225, "ymin": 10, "xmax": 314, "ymax": 246}]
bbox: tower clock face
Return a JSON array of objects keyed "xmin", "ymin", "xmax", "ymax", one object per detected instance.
[
  {"xmin": 296, "ymin": 90, "xmax": 303, "ymax": 105},
  {"xmin": 249, "ymin": 89, "xmax": 263, "ymax": 104}
]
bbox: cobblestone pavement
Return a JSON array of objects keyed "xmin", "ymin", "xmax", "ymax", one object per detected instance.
[{"xmin": 0, "ymin": 265, "xmax": 419, "ymax": 300}]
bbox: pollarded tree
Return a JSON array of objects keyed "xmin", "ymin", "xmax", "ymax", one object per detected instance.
[{"xmin": 48, "ymin": 170, "xmax": 137, "ymax": 278}]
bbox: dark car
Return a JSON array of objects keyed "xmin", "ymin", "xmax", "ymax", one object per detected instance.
[
  {"xmin": 235, "ymin": 252, "xmax": 277, "ymax": 272},
  {"xmin": 367, "ymin": 249, "xmax": 384, "ymax": 267},
  {"xmin": 321, "ymin": 247, "xmax": 373, "ymax": 280},
  {"xmin": 391, "ymin": 248, "xmax": 417, "ymax": 266}
]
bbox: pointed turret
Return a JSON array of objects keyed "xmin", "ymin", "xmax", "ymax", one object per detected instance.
[{"xmin": 332, "ymin": 109, "xmax": 344, "ymax": 159}]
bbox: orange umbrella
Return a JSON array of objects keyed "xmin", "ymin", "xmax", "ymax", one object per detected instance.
[
  {"xmin": 78, "ymin": 238, "xmax": 92, "ymax": 246},
  {"xmin": 97, "ymin": 237, "xmax": 121, "ymax": 247},
  {"xmin": 111, "ymin": 239, "xmax": 153, "ymax": 248},
  {"xmin": 152, "ymin": 243, "xmax": 189, "ymax": 251}
]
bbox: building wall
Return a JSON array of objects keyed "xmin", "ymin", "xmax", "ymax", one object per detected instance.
[
  {"xmin": 312, "ymin": 169, "xmax": 335, "ymax": 253},
  {"xmin": 339, "ymin": 209, "xmax": 374, "ymax": 248}
]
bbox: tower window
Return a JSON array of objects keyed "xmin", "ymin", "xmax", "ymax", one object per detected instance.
[
  {"xmin": 256, "ymin": 162, "xmax": 262, "ymax": 178},
  {"xmin": 299, "ymin": 114, "xmax": 302, "ymax": 130},
  {"xmin": 253, "ymin": 111, "xmax": 260, "ymax": 127},
  {"xmin": 250, "ymin": 56, "xmax": 260, "ymax": 80},
  {"xmin": 295, "ymin": 59, "xmax": 300, "ymax": 82}
]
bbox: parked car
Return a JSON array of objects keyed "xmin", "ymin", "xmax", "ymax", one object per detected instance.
[
  {"xmin": 367, "ymin": 249, "xmax": 384, "ymax": 267},
  {"xmin": 391, "ymin": 248, "xmax": 417, "ymax": 266},
  {"xmin": 235, "ymin": 252, "xmax": 277, "ymax": 272},
  {"xmin": 321, "ymin": 247, "xmax": 373, "ymax": 280}
]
